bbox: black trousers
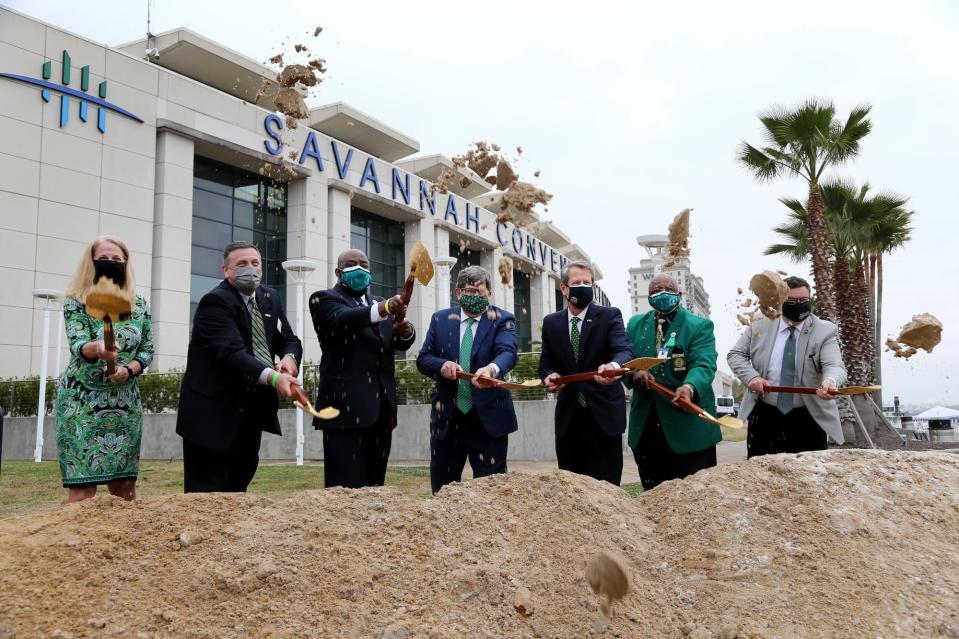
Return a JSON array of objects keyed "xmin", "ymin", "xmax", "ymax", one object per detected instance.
[
  {"xmin": 430, "ymin": 407, "xmax": 508, "ymax": 494},
  {"xmin": 183, "ymin": 419, "xmax": 263, "ymax": 493},
  {"xmin": 633, "ymin": 407, "xmax": 716, "ymax": 490},
  {"xmin": 322, "ymin": 397, "xmax": 393, "ymax": 489},
  {"xmin": 747, "ymin": 401, "xmax": 827, "ymax": 458},
  {"xmin": 555, "ymin": 405, "xmax": 623, "ymax": 486}
]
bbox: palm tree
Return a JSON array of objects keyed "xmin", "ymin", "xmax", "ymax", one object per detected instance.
[
  {"xmin": 739, "ymin": 99, "xmax": 873, "ymax": 322},
  {"xmin": 766, "ymin": 181, "xmax": 913, "ymax": 387}
]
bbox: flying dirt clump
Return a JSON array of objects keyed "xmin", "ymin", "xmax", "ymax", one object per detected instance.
[
  {"xmin": 432, "ymin": 141, "xmax": 552, "ymax": 221},
  {"xmin": 586, "ymin": 551, "xmax": 631, "ymax": 617},
  {"xmin": 498, "ymin": 256, "xmax": 514, "ymax": 286},
  {"xmin": 886, "ymin": 313, "xmax": 943, "ymax": 358},
  {"xmin": 662, "ymin": 208, "xmax": 691, "ymax": 268},
  {"xmin": 749, "ymin": 270, "xmax": 789, "ymax": 320}
]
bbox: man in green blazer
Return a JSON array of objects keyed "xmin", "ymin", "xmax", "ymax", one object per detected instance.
[{"xmin": 625, "ymin": 274, "xmax": 720, "ymax": 489}]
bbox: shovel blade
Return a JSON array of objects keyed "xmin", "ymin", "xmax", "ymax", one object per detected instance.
[
  {"xmin": 623, "ymin": 357, "xmax": 667, "ymax": 371},
  {"xmin": 408, "ymin": 240, "xmax": 434, "ymax": 285}
]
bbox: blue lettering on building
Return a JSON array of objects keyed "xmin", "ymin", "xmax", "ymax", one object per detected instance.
[
  {"xmin": 298, "ymin": 131, "xmax": 324, "ymax": 171},
  {"xmin": 392, "ymin": 168, "xmax": 410, "ymax": 205},
  {"xmin": 359, "ymin": 157, "xmax": 381, "ymax": 193},
  {"xmin": 264, "ymin": 114, "xmax": 283, "ymax": 155},
  {"xmin": 331, "ymin": 140, "xmax": 354, "ymax": 179},
  {"xmin": 419, "ymin": 180, "xmax": 436, "ymax": 215},
  {"xmin": 444, "ymin": 195, "xmax": 459, "ymax": 224},
  {"xmin": 496, "ymin": 223, "xmax": 509, "ymax": 247},
  {"xmin": 465, "ymin": 203, "xmax": 480, "ymax": 234},
  {"xmin": 511, "ymin": 228, "xmax": 523, "ymax": 254}
]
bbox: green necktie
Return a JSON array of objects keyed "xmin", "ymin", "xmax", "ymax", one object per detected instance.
[
  {"xmin": 456, "ymin": 318, "xmax": 476, "ymax": 413},
  {"xmin": 250, "ymin": 296, "xmax": 274, "ymax": 368},
  {"xmin": 570, "ymin": 316, "xmax": 586, "ymax": 407},
  {"xmin": 777, "ymin": 326, "xmax": 797, "ymax": 414}
]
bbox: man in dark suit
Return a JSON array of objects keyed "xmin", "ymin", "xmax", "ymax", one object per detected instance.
[
  {"xmin": 177, "ymin": 241, "xmax": 303, "ymax": 493},
  {"xmin": 309, "ymin": 248, "xmax": 415, "ymax": 489},
  {"xmin": 539, "ymin": 260, "xmax": 633, "ymax": 485},
  {"xmin": 416, "ymin": 265, "xmax": 518, "ymax": 494}
]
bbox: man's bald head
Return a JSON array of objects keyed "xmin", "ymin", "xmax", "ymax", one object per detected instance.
[
  {"xmin": 337, "ymin": 249, "xmax": 369, "ymax": 271},
  {"xmin": 648, "ymin": 273, "xmax": 679, "ymax": 295}
]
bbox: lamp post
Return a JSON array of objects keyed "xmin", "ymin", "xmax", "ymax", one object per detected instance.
[
  {"xmin": 32, "ymin": 289, "xmax": 63, "ymax": 462},
  {"xmin": 281, "ymin": 259, "xmax": 318, "ymax": 466},
  {"xmin": 433, "ymin": 256, "xmax": 458, "ymax": 310}
]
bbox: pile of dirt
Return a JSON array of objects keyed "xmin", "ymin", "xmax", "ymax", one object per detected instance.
[
  {"xmin": 886, "ymin": 313, "xmax": 943, "ymax": 359},
  {"xmin": 2, "ymin": 450, "xmax": 957, "ymax": 638}
]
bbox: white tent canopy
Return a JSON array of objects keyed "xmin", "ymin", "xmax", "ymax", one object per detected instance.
[{"xmin": 913, "ymin": 406, "xmax": 959, "ymax": 421}]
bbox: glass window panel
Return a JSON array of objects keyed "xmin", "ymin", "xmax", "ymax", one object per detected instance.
[
  {"xmin": 234, "ymin": 183, "xmax": 259, "ymax": 203},
  {"xmin": 191, "ymin": 246, "xmax": 223, "ymax": 278},
  {"xmin": 192, "ymin": 189, "xmax": 232, "ymax": 224},
  {"xmin": 232, "ymin": 226, "xmax": 254, "ymax": 243},
  {"xmin": 192, "ymin": 217, "xmax": 233, "ymax": 251},
  {"xmin": 514, "ymin": 269, "xmax": 532, "ymax": 352},
  {"xmin": 234, "ymin": 200, "xmax": 254, "ymax": 229},
  {"xmin": 190, "ymin": 274, "xmax": 222, "ymax": 303}
]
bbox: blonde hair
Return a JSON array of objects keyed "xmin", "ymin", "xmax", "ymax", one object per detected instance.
[{"xmin": 64, "ymin": 235, "xmax": 137, "ymax": 303}]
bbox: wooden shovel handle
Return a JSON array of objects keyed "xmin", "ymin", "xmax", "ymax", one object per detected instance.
[
  {"xmin": 102, "ymin": 317, "xmax": 116, "ymax": 376},
  {"xmin": 646, "ymin": 378, "xmax": 706, "ymax": 417},
  {"xmin": 392, "ymin": 274, "xmax": 416, "ymax": 326},
  {"xmin": 552, "ymin": 368, "xmax": 626, "ymax": 385},
  {"xmin": 764, "ymin": 385, "xmax": 823, "ymax": 395},
  {"xmin": 290, "ymin": 383, "xmax": 310, "ymax": 405},
  {"xmin": 454, "ymin": 370, "xmax": 498, "ymax": 389}
]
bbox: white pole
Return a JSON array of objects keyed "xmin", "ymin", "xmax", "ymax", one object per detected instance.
[
  {"xmin": 34, "ymin": 302, "xmax": 52, "ymax": 462},
  {"xmin": 54, "ymin": 302, "xmax": 64, "ymax": 375},
  {"xmin": 295, "ymin": 279, "xmax": 305, "ymax": 466}
]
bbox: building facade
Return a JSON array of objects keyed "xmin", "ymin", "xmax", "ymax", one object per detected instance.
[
  {"xmin": 0, "ymin": 7, "xmax": 611, "ymax": 378},
  {"xmin": 628, "ymin": 234, "xmax": 710, "ymax": 319}
]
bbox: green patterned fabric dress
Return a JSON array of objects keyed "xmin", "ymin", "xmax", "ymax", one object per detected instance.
[{"xmin": 55, "ymin": 294, "xmax": 155, "ymax": 487}]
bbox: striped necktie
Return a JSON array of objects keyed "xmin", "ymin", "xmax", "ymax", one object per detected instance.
[
  {"xmin": 250, "ymin": 295, "xmax": 274, "ymax": 368},
  {"xmin": 456, "ymin": 318, "xmax": 476, "ymax": 413},
  {"xmin": 570, "ymin": 316, "xmax": 587, "ymax": 407}
]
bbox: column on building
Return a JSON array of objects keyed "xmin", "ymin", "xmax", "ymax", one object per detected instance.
[
  {"xmin": 286, "ymin": 176, "xmax": 330, "ymax": 363},
  {"xmin": 150, "ymin": 131, "xmax": 194, "ymax": 371},
  {"xmin": 432, "ymin": 225, "xmax": 456, "ymax": 310},
  {"xmin": 403, "ymin": 216, "xmax": 435, "ymax": 353},
  {"xmin": 529, "ymin": 269, "xmax": 553, "ymax": 345},
  {"xmin": 326, "ymin": 185, "xmax": 352, "ymax": 286}
]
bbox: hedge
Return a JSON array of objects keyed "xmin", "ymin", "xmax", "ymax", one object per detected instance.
[{"xmin": 0, "ymin": 353, "xmax": 551, "ymax": 417}]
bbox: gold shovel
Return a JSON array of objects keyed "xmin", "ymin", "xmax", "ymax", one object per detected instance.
[
  {"xmin": 454, "ymin": 371, "xmax": 542, "ymax": 391},
  {"xmin": 290, "ymin": 385, "xmax": 340, "ymax": 420},
  {"xmin": 85, "ymin": 278, "xmax": 134, "ymax": 376},
  {"xmin": 392, "ymin": 240, "xmax": 434, "ymax": 325},
  {"xmin": 551, "ymin": 357, "xmax": 667, "ymax": 385}
]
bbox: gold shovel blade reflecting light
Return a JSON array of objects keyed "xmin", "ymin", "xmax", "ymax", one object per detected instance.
[
  {"xmin": 623, "ymin": 357, "xmax": 668, "ymax": 371},
  {"xmin": 408, "ymin": 240, "xmax": 434, "ymax": 286},
  {"xmin": 294, "ymin": 401, "xmax": 340, "ymax": 420}
]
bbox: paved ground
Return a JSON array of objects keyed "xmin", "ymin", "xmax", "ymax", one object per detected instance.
[{"xmin": 390, "ymin": 440, "xmax": 749, "ymax": 484}]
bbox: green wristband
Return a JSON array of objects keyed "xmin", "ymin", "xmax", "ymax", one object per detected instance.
[{"xmin": 270, "ymin": 371, "xmax": 280, "ymax": 387}]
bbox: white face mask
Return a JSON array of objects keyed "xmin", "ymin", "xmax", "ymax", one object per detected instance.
[{"xmin": 233, "ymin": 266, "xmax": 262, "ymax": 294}]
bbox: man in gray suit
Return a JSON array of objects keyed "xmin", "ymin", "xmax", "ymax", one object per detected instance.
[{"xmin": 727, "ymin": 276, "xmax": 847, "ymax": 457}]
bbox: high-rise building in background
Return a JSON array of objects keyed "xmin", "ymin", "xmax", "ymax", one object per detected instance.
[{"xmin": 628, "ymin": 234, "xmax": 711, "ymax": 319}]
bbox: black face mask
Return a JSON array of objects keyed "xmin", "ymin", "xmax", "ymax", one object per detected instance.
[
  {"xmin": 567, "ymin": 285, "xmax": 594, "ymax": 308},
  {"xmin": 781, "ymin": 300, "xmax": 811, "ymax": 322},
  {"xmin": 94, "ymin": 259, "xmax": 127, "ymax": 288}
]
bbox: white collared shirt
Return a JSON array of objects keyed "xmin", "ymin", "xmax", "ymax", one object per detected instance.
[
  {"xmin": 458, "ymin": 310, "xmax": 500, "ymax": 377},
  {"xmin": 565, "ymin": 304, "xmax": 620, "ymax": 370},
  {"xmin": 765, "ymin": 317, "xmax": 806, "ymax": 407}
]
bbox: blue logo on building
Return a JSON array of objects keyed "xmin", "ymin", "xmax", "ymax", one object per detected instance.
[{"xmin": 0, "ymin": 50, "xmax": 143, "ymax": 132}]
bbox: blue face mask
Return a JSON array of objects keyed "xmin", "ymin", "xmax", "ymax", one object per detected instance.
[
  {"xmin": 649, "ymin": 291, "xmax": 681, "ymax": 313},
  {"xmin": 340, "ymin": 265, "xmax": 372, "ymax": 292}
]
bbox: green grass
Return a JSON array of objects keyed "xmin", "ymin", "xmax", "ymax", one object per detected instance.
[
  {"xmin": 621, "ymin": 482, "xmax": 643, "ymax": 497},
  {"xmin": 0, "ymin": 461, "xmax": 436, "ymax": 520}
]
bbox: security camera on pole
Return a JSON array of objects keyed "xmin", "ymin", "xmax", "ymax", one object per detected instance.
[
  {"xmin": 281, "ymin": 259, "xmax": 318, "ymax": 466},
  {"xmin": 32, "ymin": 289, "xmax": 63, "ymax": 463}
]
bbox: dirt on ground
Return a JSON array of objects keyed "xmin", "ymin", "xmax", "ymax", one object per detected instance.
[
  {"xmin": 886, "ymin": 313, "xmax": 943, "ymax": 359},
  {"xmin": 1, "ymin": 450, "xmax": 957, "ymax": 639}
]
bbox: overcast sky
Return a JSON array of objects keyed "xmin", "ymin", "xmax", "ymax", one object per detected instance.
[{"xmin": 9, "ymin": 0, "xmax": 958, "ymax": 407}]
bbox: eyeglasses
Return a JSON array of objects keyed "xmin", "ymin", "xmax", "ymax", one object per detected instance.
[
  {"xmin": 785, "ymin": 297, "xmax": 810, "ymax": 304},
  {"xmin": 460, "ymin": 287, "xmax": 484, "ymax": 296},
  {"xmin": 649, "ymin": 286, "xmax": 679, "ymax": 294}
]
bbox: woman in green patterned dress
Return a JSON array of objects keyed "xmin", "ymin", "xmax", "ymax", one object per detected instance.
[{"xmin": 56, "ymin": 235, "xmax": 154, "ymax": 503}]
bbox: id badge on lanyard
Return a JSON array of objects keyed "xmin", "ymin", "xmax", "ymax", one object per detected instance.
[{"xmin": 658, "ymin": 333, "xmax": 676, "ymax": 359}]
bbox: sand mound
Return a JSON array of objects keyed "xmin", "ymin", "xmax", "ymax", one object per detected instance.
[
  {"xmin": 887, "ymin": 313, "xmax": 943, "ymax": 359},
  {"xmin": 1, "ymin": 451, "xmax": 958, "ymax": 638},
  {"xmin": 749, "ymin": 271, "xmax": 789, "ymax": 320}
]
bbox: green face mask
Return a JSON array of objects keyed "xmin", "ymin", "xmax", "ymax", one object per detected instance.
[
  {"xmin": 340, "ymin": 265, "xmax": 372, "ymax": 292},
  {"xmin": 459, "ymin": 294, "xmax": 489, "ymax": 314}
]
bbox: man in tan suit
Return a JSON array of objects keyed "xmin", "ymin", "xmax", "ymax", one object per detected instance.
[{"xmin": 727, "ymin": 276, "xmax": 847, "ymax": 457}]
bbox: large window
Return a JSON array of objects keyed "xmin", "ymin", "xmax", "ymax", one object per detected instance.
[
  {"xmin": 448, "ymin": 240, "xmax": 481, "ymax": 304},
  {"xmin": 513, "ymin": 269, "xmax": 532, "ymax": 352},
  {"xmin": 191, "ymin": 157, "xmax": 287, "ymax": 323},
  {"xmin": 555, "ymin": 287, "xmax": 566, "ymax": 312},
  {"xmin": 350, "ymin": 208, "xmax": 405, "ymax": 300}
]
